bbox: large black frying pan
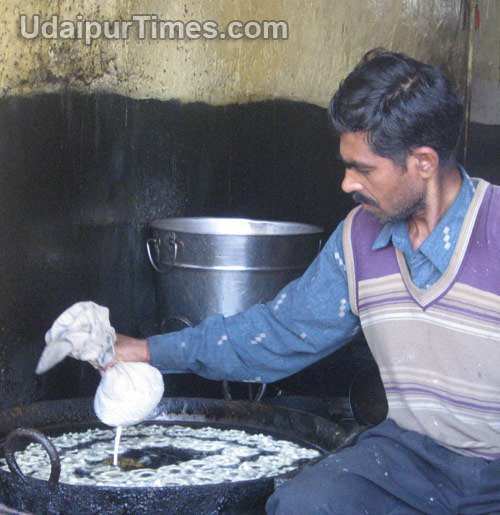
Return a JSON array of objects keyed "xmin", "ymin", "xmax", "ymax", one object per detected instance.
[{"xmin": 0, "ymin": 397, "xmax": 347, "ymax": 514}]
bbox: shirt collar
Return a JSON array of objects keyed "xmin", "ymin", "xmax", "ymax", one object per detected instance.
[{"xmin": 371, "ymin": 166, "xmax": 475, "ymax": 273}]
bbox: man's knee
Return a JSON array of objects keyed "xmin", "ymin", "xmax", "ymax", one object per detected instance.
[{"xmin": 266, "ymin": 472, "xmax": 377, "ymax": 515}]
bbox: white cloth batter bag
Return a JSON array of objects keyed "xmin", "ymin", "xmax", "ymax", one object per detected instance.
[
  {"xmin": 36, "ymin": 301, "xmax": 164, "ymax": 427},
  {"xmin": 94, "ymin": 362, "xmax": 164, "ymax": 427}
]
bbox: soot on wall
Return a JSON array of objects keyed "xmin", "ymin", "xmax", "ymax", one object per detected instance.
[{"xmin": 0, "ymin": 91, "xmax": 361, "ymax": 407}]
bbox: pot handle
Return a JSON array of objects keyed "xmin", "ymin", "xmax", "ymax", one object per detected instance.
[
  {"xmin": 146, "ymin": 238, "xmax": 163, "ymax": 272},
  {"xmin": 146, "ymin": 236, "xmax": 179, "ymax": 273},
  {"xmin": 4, "ymin": 428, "xmax": 61, "ymax": 488}
]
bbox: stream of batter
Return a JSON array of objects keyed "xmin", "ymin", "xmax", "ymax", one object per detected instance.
[{"xmin": 113, "ymin": 426, "xmax": 122, "ymax": 467}]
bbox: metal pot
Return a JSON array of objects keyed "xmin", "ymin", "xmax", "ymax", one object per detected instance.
[
  {"xmin": 146, "ymin": 217, "xmax": 323, "ymax": 401},
  {"xmin": 0, "ymin": 397, "xmax": 346, "ymax": 514},
  {"xmin": 146, "ymin": 217, "xmax": 323, "ymax": 331}
]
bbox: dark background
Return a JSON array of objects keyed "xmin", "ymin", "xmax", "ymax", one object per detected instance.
[{"xmin": 0, "ymin": 91, "xmax": 498, "ymax": 408}]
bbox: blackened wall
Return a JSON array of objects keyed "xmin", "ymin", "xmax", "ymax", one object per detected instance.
[
  {"xmin": 467, "ymin": 122, "xmax": 500, "ymax": 182},
  {"xmin": 1, "ymin": 93, "xmax": 498, "ymax": 408},
  {"xmin": 0, "ymin": 92, "xmax": 358, "ymax": 407}
]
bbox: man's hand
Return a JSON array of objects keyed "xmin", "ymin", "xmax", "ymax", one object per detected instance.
[{"xmin": 113, "ymin": 334, "xmax": 150, "ymax": 364}]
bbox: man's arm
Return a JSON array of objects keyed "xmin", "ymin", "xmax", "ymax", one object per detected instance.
[
  {"xmin": 115, "ymin": 334, "xmax": 150, "ymax": 362},
  {"xmin": 116, "ymin": 221, "xmax": 360, "ymax": 383}
]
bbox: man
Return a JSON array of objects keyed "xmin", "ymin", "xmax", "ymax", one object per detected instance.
[{"xmin": 115, "ymin": 49, "xmax": 500, "ymax": 514}]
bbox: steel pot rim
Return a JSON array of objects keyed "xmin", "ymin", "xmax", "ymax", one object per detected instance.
[{"xmin": 150, "ymin": 217, "xmax": 323, "ymax": 236}]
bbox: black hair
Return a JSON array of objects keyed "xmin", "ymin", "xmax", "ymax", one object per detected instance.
[{"xmin": 329, "ymin": 48, "xmax": 463, "ymax": 167}]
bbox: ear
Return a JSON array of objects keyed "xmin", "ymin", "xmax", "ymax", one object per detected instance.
[
  {"xmin": 409, "ymin": 147, "xmax": 440, "ymax": 179},
  {"xmin": 35, "ymin": 340, "xmax": 73, "ymax": 374}
]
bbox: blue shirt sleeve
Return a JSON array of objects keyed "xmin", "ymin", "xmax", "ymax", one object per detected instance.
[{"xmin": 147, "ymin": 221, "xmax": 361, "ymax": 383}]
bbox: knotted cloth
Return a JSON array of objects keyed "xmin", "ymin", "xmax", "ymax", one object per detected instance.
[
  {"xmin": 36, "ymin": 301, "xmax": 164, "ymax": 427},
  {"xmin": 36, "ymin": 301, "xmax": 116, "ymax": 374}
]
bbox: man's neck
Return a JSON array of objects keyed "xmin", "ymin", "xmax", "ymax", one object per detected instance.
[{"xmin": 407, "ymin": 167, "xmax": 463, "ymax": 251}]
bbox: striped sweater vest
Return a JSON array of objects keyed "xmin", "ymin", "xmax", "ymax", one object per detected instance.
[{"xmin": 343, "ymin": 178, "xmax": 500, "ymax": 459}]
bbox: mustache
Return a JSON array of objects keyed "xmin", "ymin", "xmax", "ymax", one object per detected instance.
[{"xmin": 352, "ymin": 192, "xmax": 377, "ymax": 207}]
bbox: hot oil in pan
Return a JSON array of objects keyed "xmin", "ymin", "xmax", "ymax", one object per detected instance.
[
  {"xmin": 103, "ymin": 444, "xmax": 208, "ymax": 470},
  {"xmin": 0, "ymin": 423, "xmax": 321, "ymax": 487}
]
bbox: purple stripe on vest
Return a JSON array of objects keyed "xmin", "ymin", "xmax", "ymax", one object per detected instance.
[
  {"xmin": 358, "ymin": 295, "xmax": 415, "ymax": 311},
  {"xmin": 438, "ymin": 296, "xmax": 500, "ymax": 318},
  {"xmin": 359, "ymin": 296, "xmax": 500, "ymax": 324},
  {"xmin": 435, "ymin": 300, "xmax": 500, "ymax": 325},
  {"xmin": 386, "ymin": 386, "xmax": 500, "ymax": 413},
  {"xmin": 385, "ymin": 381, "xmax": 500, "ymax": 407}
]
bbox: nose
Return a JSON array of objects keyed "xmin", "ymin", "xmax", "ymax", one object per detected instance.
[{"xmin": 341, "ymin": 169, "xmax": 363, "ymax": 194}]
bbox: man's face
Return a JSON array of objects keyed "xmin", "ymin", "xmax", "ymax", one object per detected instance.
[{"xmin": 339, "ymin": 132, "xmax": 425, "ymax": 224}]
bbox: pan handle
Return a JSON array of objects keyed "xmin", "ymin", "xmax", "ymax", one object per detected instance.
[{"xmin": 4, "ymin": 428, "xmax": 61, "ymax": 488}]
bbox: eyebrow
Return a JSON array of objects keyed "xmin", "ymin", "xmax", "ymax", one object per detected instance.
[{"xmin": 337, "ymin": 157, "xmax": 375, "ymax": 171}]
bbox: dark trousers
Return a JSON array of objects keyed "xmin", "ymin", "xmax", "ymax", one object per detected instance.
[{"xmin": 266, "ymin": 419, "xmax": 500, "ymax": 514}]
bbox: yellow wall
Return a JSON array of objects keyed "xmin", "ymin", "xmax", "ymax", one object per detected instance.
[
  {"xmin": 470, "ymin": 0, "xmax": 500, "ymax": 124},
  {"xmin": 0, "ymin": 0, "xmax": 468, "ymax": 107}
]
